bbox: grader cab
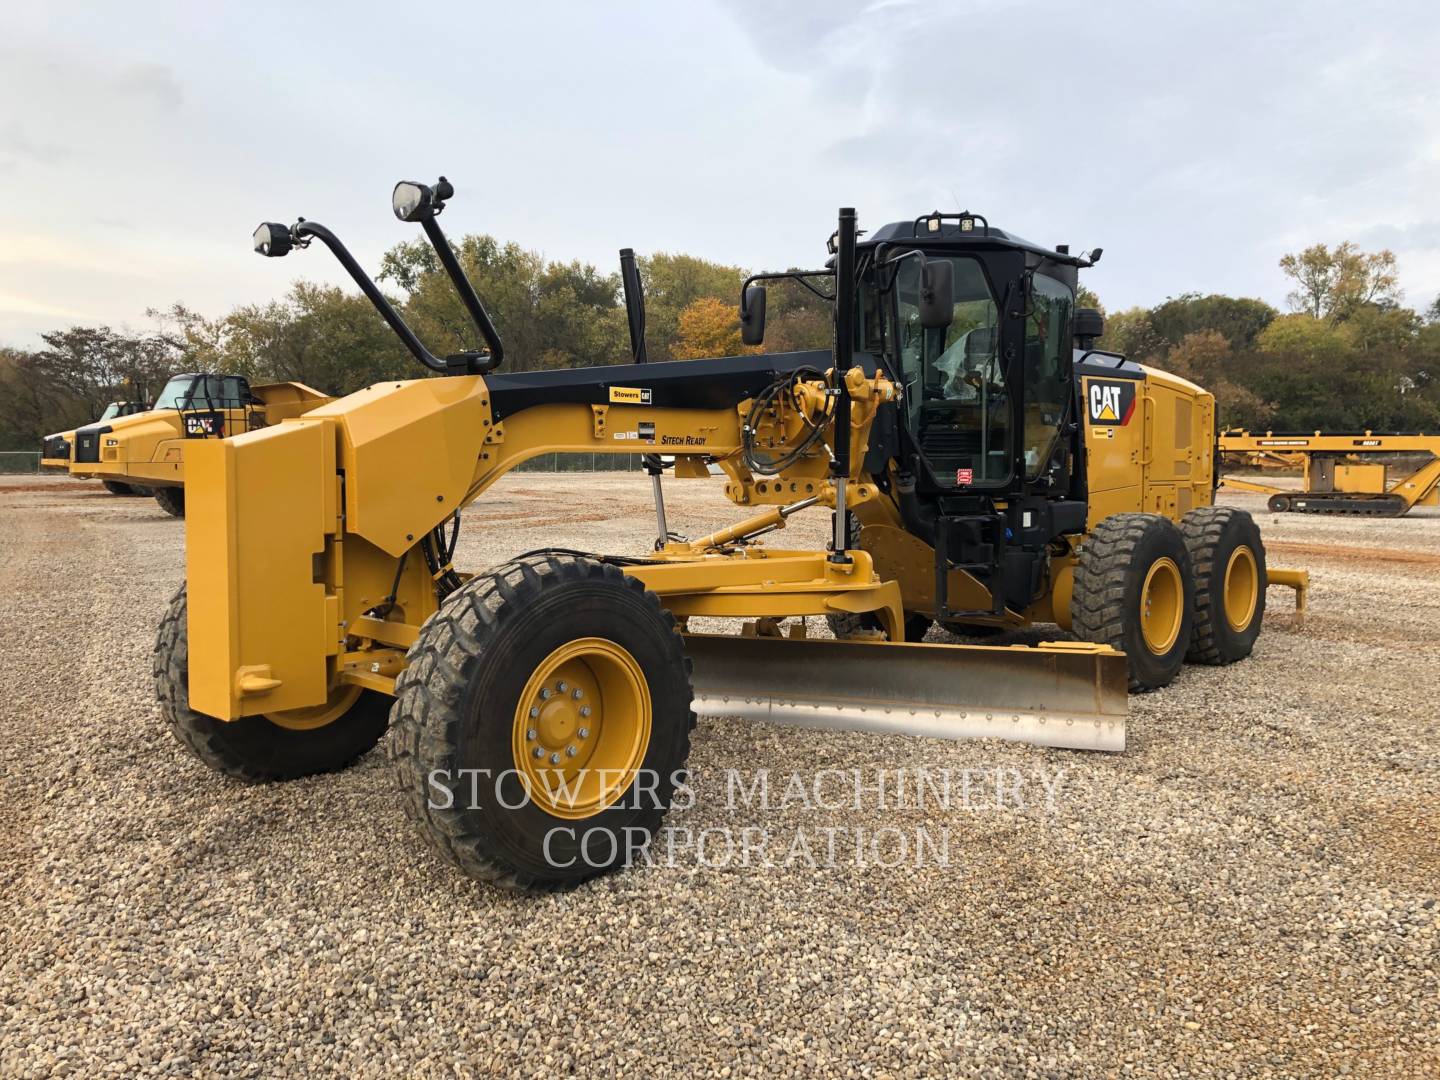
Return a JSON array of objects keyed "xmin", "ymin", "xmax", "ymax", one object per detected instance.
[{"xmin": 155, "ymin": 177, "xmax": 1303, "ymax": 890}]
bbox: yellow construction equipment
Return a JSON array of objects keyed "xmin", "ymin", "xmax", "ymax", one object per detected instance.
[
  {"xmin": 144, "ymin": 180, "xmax": 1306, "ymax": 889},
  {"xmin": 1220, "ymin": 429, "xmax": 1440, "ymax": 516},
  {"xmin": 43, "ymin": 375, "xmax": 330, "ymax": 515}
]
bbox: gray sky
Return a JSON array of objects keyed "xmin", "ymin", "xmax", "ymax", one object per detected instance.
[{"xmin": 2, "ymin": 0, "xmax": 1437, "ymax": 348}]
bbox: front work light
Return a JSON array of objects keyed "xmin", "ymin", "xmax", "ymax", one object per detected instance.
[
  {"xmin": 392, "ymin": 181, "xmax": 431, "ymax": 221},
  {"xmin": 253, "ymin": 222, "xmax": 292, "ymax": 257}
]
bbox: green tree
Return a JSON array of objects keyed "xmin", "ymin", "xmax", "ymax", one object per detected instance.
[
  {"xmin": 1097, "ymin": 307, "xmax": 1166, "ymax": 361},
  {"xmin": 31, "ymin": 326, "xmax": 183, "ymax": 421},
  {"xmin": 637, "ymin": 253, "xmax": 746, "ymax": 361},
  {"xmin": 1147, "ymin": 293, "xmax": 1276, "ymax": 350},
  {"xmin": 383, "ymin": 235, "xmax": 625, "ymax": 371},
  {"xmin": 1076, "ymin": 284, "xmax": 1103, "ymax": 313},
  {"xmin": 0, "ymin": 348, "xmax": 88, "ymax": 448},
  {"xmin": 1279, "ymin": 242, "xmax": 1400, "ymax": 322}
]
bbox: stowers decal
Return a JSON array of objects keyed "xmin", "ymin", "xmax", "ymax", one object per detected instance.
[
  {"xmin": 1086, "ymin": 379, "xmax": 1137, "ymax": 426},
  {"xmin": 608, "ymin": 386, "xmax": 652, "ymax": 405}
]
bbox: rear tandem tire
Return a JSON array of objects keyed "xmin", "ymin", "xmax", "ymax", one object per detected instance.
[
  {"xmin": 1070, "ymin": 513, "xmax": 1195, "ymax": 692},
  {"xmin": 1180, "ymin": 506, "xmax": 1266, "ymax": 665},
  {"xmin": 387, "ymin": 554, "xmax": 696, "ymax": 891},
  {"xmin": 153, "ymin": 586, "xmax": 390, "ymax": 782},
  {"xmin": 154, "ymin": 486, "xmax": 185, "ymax": 517}
]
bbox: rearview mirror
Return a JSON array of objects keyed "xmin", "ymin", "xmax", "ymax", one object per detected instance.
[
  {"xmin": 919, "ymin": 260, "xmax": 954, "ymax": 329},
  {"xmin": 740, "ymin": 285, "xmax": 767, "ymax": 346},
  {"xmin": 1074, "ymin": 307, "xmax": 1105, "ymax": 348}
]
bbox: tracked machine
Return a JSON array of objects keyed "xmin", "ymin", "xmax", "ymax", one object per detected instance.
[
  {"xmin": 154, "ymin": 178, "xmax": 1305, "ymax": 889},
  {"xmin": 1220, "ymin": 429, "xmax": 1440, "ymax": 516}
]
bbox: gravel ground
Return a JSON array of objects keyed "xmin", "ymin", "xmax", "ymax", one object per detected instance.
[{"xmin": 1, "ymin": 472, "xmax": 1436, "ymax": 1078}]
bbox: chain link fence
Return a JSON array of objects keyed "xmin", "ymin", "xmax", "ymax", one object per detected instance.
[
  {"xmin": 513, "ymin": 453, "xmax": 648, "ymax": 473},
  {"xmin": 0, "ymin": 451, "xmax": 651, "ymax": 476},
  {"xmin": 0, "ymin": 452, "xmax": 41, "ymax": 474}
]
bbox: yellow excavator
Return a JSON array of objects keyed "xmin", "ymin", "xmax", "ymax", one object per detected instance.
[
  {"xmin": 142, "ymin": 178, "xmax": 1305, "ymax": 889},
  {"xmin": 43, "ymin": 375, "xmax": 330, "ymax": 515}
]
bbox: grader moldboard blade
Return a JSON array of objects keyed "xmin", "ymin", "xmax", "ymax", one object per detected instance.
[{"xmin": 684, "ymin": 635, "xmax": 1129, "ymax": 752}]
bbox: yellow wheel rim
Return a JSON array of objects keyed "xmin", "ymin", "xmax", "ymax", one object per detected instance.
[
  {"xmin": 512, "ymin": 637, "xmax": 651, "ymax": 820},
  {"xmin": 264, "ymin": 685, "xmax": 362, "ymax": 731},
  {"xmin": 1223, "ymin": 545, "xmax": 1259, "ymax": 632},
  {"xmin": 1139, "ymin": 557, "xmax": 1183, "ymax": 655}
]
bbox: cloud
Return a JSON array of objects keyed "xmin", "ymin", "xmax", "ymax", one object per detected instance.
[
  {"xmin": 0, "ymin": 289, "xmax": 87, "ymax": 320},
  {"xmin": 112, "ymin": 63, "xmax": 183, "ymax": 109},
  {"xmin": 0, "ymin": 123, "xmax": 70, "ymax": 167},
  {"xmin": 716, "ymin": 0, "xmax": 1440, "ymax": 309},
  {"xmin": 1355, "ymin": 221, "xmax": 1440, "ymax": 253}
]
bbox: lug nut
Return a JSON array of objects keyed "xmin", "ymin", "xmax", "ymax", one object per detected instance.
[
  {"xmin": 577, "ymin": 727, "xmax": 590, "ymax": 739},
  {"xmin": 532, "ymin": 747, "xmax": 544, "ymax": 759},
  {"xmin": 529, "ymin": 706, "xmax": 539, "ymax": 718},
  {"xmin": 526, "ymin": 728, "xmax": 537, "ymax": 741},
  {"xmin": 566, "ymin": 746, "xmax": 577, "ymax": 758},
  {"xmin": 556, "ymin": 680, "xmax": 568, "ymax": 692},
  {"xmin": 549, "ymin": 752, "xmax": 561, "ymax": 765},
  {"xmin": 540, "ymin": 688, "xmax": 552, "ymax": 700},
  {"xmin": 572, "ymin": 688, "xmax": 583, "ymax": 700},
  {"xmin": 579, "ymin": 706, "xmax": 592, "ymax": 718}
]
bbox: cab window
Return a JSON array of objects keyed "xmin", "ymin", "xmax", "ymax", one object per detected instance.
[
  {"xmin": 192, "ymin": 375, "xmax": 250, "ymax": 408},
  {"xmin": 894, "ymin": 255, "xmax": 1009, "ymax": 485},
  {"xmin": 152, "ymin": 376, "xmax": 197, "ymax": 410},
  {"xmin": 1022, "ymin": 275, "xmax": 1073, "ymax": 479}
]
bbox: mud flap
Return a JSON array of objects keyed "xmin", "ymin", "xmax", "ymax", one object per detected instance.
[{"xmin": 684, "ymin": 635, "xmax": 1128, "ymax": 751}]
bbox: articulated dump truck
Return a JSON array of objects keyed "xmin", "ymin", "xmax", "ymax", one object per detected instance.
[
  {"xmin": 43, "ymin": 374, "xmax": 330, "ymax": 516},
  {"xmin": 145, "ymin": 178, "xmax": 1306, "ymax": 890}
]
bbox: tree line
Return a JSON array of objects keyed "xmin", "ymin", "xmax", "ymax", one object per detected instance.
[{"xmin": 2, "ymin": 235, "xmax": 1437, "ymax": 451}]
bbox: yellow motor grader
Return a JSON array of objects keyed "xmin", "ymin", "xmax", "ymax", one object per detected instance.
[
  {"xmin": 44, "ymin": 375, "xmax": 329, "ymax": 516},
  {"xmin": 152, "ymin": 178, "xmax": 1304, "ymax": 890}
]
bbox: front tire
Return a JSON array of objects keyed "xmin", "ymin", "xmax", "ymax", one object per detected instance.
[
  {"xmin": 1071, "ymin": 513, "xmax": 1195, "ymax": 692},
  {"xmin": 154, "ymin": 486, "xmax": 185, "ymax": 518},
  {"xmin": 153, "ymin": 586, "xmax": 390, "ymax": 781},
  {"xmin": 1181, "ymin": 506, "xmax": 1266, "ymax": 665},
  {"xmin": 387, "ymin": 554, "xmax": 695, "ymax": 891}
]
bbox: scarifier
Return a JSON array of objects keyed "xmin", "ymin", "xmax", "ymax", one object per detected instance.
[{"xmin": 149, "ymin": 177, "xmax": 1306, "ymax": 889}]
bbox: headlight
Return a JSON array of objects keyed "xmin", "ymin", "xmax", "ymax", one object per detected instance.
[{"xmin": 253, "ymin": 222, "xmax": 292, "ymax": 257}]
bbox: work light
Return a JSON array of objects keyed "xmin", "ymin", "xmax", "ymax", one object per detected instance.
[
  {"xmin": 252, "ymin": 223, "xmax": 292, "ymax": 257},
  {"xmin": 392, "ymin": 181, "xmax": 433, "ymax": 222}
]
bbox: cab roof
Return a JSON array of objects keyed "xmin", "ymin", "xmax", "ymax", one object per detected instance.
[{"xmin": 861, "ymin": 218, "xmax": 1086, "ymax": 267}]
